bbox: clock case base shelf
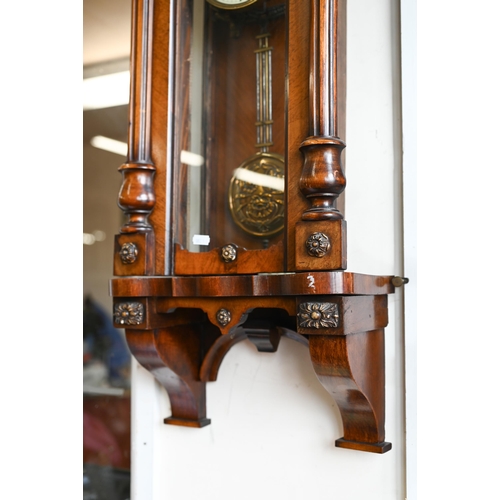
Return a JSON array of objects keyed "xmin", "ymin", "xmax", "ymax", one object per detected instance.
[{"xmin": 112, "ymin": 271, "xmax": 394, "ymax": 454}]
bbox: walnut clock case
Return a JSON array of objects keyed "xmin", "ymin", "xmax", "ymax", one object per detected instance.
[{"xmin": 111, "ymin": 0, "xmax": 404, "ymax": 454}]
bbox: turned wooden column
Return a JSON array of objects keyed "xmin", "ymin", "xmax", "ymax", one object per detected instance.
[
  {"xmin": 299, "ymin": 0, "xmax": 346, "ymax": 221},
  {"xmin": 114, "ymin": 0, "xmax": 156, "ymax": 276},
  {"xmin": 295, "ymin": 0, "xmax": 347, "ymax": 271}
]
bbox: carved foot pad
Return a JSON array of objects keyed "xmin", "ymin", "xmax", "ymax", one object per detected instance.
[
  {"xmin": 335, "ymin": 438, "xmax": 392, "ymax": 454},
  {"xmin": 164, "ymin": 417, "xmax": 211, "ymax": 428}
]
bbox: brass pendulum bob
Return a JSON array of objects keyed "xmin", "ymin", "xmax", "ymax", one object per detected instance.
[{"xmin": 228, "ymin": 28, "xmax": 285, "ymax": 238}]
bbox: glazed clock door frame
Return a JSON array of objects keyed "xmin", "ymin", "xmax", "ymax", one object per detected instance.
[{"xmin": 171, "ymin": 0, "xmax": 291, "ymax": 276}]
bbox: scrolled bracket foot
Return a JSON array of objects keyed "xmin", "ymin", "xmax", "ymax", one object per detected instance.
[
  {"xmin": 125, "ymin": 309, "xmax": 220, "ymax": 427},
  {"xmin": 309, "ymin": 328, "xmax": 391, "ymax": 454},
  {"xmin": 164, "ymin": 417, "xmax": 212, "ymax": 428},
  {"xmin": 335, "ymin": 438, "xmax": 392, "ymax": 454}
]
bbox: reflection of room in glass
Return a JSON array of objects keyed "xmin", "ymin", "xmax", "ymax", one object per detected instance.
[
  {"xmin": 83, "ymin": 296, "xmax": 130, "ymax": 388},
  {"xmin": 83, "ymin": 296, "xmax": 131, "ymax": 498},
  {"xmin": 83, "ymin": 396, "xmax": 130, "ymax": 469}
]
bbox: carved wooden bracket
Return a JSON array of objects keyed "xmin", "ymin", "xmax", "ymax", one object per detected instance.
[{"xmin": 112, "ymin": 273, "xmax": 394, "ymax": 453}]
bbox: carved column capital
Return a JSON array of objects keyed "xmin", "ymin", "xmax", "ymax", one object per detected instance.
[
  {"xmin": 299, "ymin": 136, "xmax": 346, "ymax": 221},
  {"xmin": 118, "ymin": 162, "xmax": 156, "ymax": 233}
]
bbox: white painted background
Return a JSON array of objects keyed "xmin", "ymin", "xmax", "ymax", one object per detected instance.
[{"xmin": 131, "ymin": 0, "xmax": 409, "ymax": 498}]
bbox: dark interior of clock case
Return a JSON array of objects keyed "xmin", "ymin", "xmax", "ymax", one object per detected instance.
[{"xmin": 172, "ymin": 0, "xmax": 287, "ymax": 269}]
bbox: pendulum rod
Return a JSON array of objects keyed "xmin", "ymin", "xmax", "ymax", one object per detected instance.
[
  {"xmin": 255, "ymin": 33, "xmax": 273, "ymax": 153},
  {"xmin": 228, "ymin": 12, "xmax": 285, "ymax": 239}
]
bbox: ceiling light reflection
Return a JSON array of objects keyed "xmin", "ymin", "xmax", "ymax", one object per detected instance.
[
  {"xmin": 83, "ymin": 71, "xmax": 130, "ymax": 110},
  {"xmin": 90, "ymin": 136, "xmax": 128, "ymax": 156},
  {"xmin": 180, "ymin": 150, "xmax": 205, "ymax": 167},
  {"xmin": 83, "ymin": 231, "xmax": 107, "ymax": 245},
  {"xmin": 233, "ymin": 167, "xmax": 285, "ymax": 191}
]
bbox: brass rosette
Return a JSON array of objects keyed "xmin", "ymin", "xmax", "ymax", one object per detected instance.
[{"xmin": 228, "ymin": 152, "xmax": 285, "ymax": 237}]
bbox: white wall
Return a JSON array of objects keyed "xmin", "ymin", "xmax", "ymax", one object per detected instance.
[{"xmin": 131, "ymin": 0, "xmax": 407, "ymax": 498}]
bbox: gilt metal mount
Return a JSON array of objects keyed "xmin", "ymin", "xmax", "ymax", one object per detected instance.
[
  {"xmin": 216, "ymin": 308, "xmax": 232, "ymax": 326},
  {"xmin": 305, "ymin": 232, "xmax": 331, "ymax": 258},
  {"xmin": 119, "ymin": 242, "xmax": 139, "ymax": 264},
  {"xmin": 298, "ymin": 302, "xmax": 339, "ymax": 328},
  {"xmin": 114, "ymin": 302, "xmax": 144, "ymax": 326}
]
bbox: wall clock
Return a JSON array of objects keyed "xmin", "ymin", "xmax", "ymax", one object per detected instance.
[{"xmin": 111, "ymin": 0, "xmax": 404, "ymax": 454}]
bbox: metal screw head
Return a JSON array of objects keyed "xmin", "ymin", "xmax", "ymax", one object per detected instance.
[
  {"xmin": 392, "ymin": 276, "xmax": 409, "ymax": 287},
  {"xmin": 305, "ymin": 232, "xmax": 331, "ymax": 258},
  {"xmin": 119, "ymin": 242, "xmax": 138, "ymax": 264},
  {"xmin": 221, "ymin": 244, "xmax": 237, "ymax": 263},
  {"xmin": 216, "ymin": 308, "xmax": 231, "ymax": 327}
]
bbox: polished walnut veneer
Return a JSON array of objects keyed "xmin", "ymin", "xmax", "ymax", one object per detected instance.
[{"xmin": 111, "ymin": 0, "xmax": 397, "ymax": 454}]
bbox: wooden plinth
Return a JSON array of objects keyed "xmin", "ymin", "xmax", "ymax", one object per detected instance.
[{"xmin": 111, "ymin": 271, "xmax": 394, "ymax": 453}]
